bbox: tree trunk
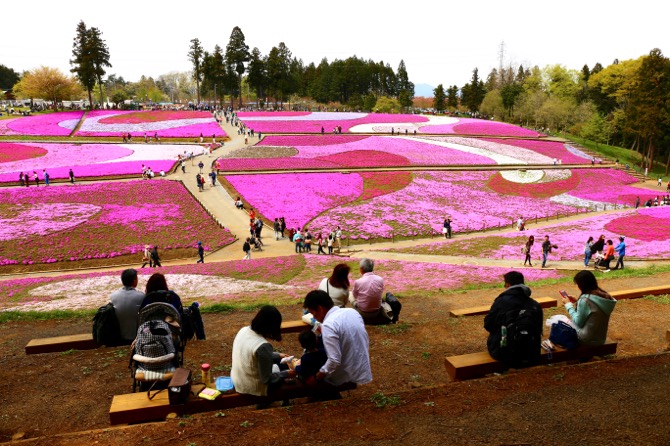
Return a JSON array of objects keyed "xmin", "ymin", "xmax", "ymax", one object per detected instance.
[
  {"xmin": 87, "ymin": 89, "xmax": 93, "ymax": 110},
  {"xmin": 648, "ymin": 138, "xmax": 654, "ymax": 171},
  {"xmin": 665, "ymin": 151, "xmax": 670, "ymax": 176},
  {"xmin": 98, "ymin": 78, "xmax": 104, "ymax": 107}
]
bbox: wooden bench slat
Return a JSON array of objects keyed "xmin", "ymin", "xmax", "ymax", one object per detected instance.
[
  {"xmin": 281, "ymin": 320, "xmax": 311, "ymax": 334},
  {"xmin": 449, "ymin": 297, "xmax": 557, "ymax": 318},
  {"xmin": 445, "ymin": 342, "xmax": 617, "ymax": 381},
  {"xmin": 110, "ymin": 382, "xmax": 356, "ymax": 425},
  {"xmin": 610, "ymin": 285, "xmax": 670, "ymax": 300},
  {"xmin": 25, "ymin": 333, "xmax": 98, "ymax": 354}
]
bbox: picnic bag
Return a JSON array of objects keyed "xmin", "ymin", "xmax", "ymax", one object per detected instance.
[
  {"xmin": 168, "ymin": 368, "xmax": 192, "ymax": 405},
  {"xmin": 499, "ymin": 303, "xmax": 542, "ymax": 367},
  {"xmin": 92, "ymin": 302, "xmax": 122, "ymax": 347},
  {"xmin": 384, "ymin": 292, "xmax": 403, "ymax": 323},
  {"xmin": 549, "ymin": 321, "xmax": 579, "ymax": 350}
]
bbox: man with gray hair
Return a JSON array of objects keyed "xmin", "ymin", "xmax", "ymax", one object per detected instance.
[
  {"xmin": 350, "ymin": 258, "xmax": 391, "ymax": 325},
  {"xmin": 110, "ymin": 269, "xmax": 145, "ymax": 343}
]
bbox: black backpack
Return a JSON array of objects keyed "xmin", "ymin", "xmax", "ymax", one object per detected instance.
[
  {"xmin": 92, "ymin": 302, "xmax": 122, "ymax": 347},
  {"xmin": 499, "ymin": 303, "xmax": 542, "ymax": 368}
]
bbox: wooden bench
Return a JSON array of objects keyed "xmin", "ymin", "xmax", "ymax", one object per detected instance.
[
  {"xmin": 610, "ymin": 285, "xmax": 670, "ymax": 300},
  {"xmin": 110, "ymin": 381, "xmax": 356, "ymax": 425},
  {"xmin": 25, "ymin": 320, "xmax": 311, "ymax": 355},
  {"xmin": 449, "ymin": 297, "xmax": 557, "ymax": 318},
  {"xmin": 25, "ymin": 333, "xmax": 98, "ymax": 354},
  {"xmin": 444, "ymin": 342, "xmax": 617, "ymax": 381},
  {"xmin": 281, "ymin": 319, "xmax": 311, "ymax": 334}
]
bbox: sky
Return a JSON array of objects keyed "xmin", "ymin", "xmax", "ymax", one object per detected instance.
[{"xmin": 2, "ymin": 0, "xmax": 668, "ymax": 92}]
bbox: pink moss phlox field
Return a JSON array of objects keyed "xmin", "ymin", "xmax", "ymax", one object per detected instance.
[
  {"xmin": 260, "ymin": 135, "xmax": 496, "ymax": 166},
  {"xmin": 0, "ymin": 142, "xmax": 190, "ymax": 182},
  {"xmin": 5, "ymin": 111, "xmax": 84, "ymax": 136},
  {"xmin": 306, "ymin": 171, "xmax": 577, "ymax": 239},
  {"xmin": 216, "ymin": 157, "xmax": 340, "ymax": 171},
  {"xmin": 238, "ymin": 112, "xmax": 428, "ymax": 133},
  {"xmin": 405, "ymin": 206, "xmax": 670, "ymax": 260},
  {"xmin": 0, "ymin": 142, "xmax": 48, "ymax": 163},
  {"xmin": 261, "ymin": 135, "xmax": 370, "ymax": 146},
  {"xmin": 238, "ymin": 111, "xmax": 311, "ymax": 117},
  {"xmin": 452, "ymin": 121, "xmax": 542, "ymax": 137},
  {"xmin": 0, "ymin": 180, "xmax": 234, "ymax": 266},
  {"xmin": 605, "ymin": 206, "xmax": 670, "ymax": 242},
  {"xmin": 75, "ymin": 110, "xmax": 226, "ymax": 138},
  {"xmin": 485, "ymin": 138, "xmax": 589, "ymax": 164},
  {"xmin": 293, "ymin": 255, "xmax": 560, "ymax": 293},
  {"xmin": 225, "ymin": 173, "xmax": 364, "ymax": 228},
  {"xmin": 569, "ymin": 169, "xmax": 655, "ymax": 204},
  {"xmin": 0, "ymin": 255, "xmax": 305, "ymax": 310}
]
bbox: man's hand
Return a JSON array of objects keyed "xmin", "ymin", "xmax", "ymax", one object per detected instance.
[{"xmin": 316, "ymin": 371, "xmax": 327, "ymax": 381}]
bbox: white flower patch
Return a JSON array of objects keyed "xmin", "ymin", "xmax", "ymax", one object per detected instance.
[
  {"xmin": 0, "ymin": 203, "xmax": 101, "ymax": 241},
  {"xmin": 103, "ymin": 144, "xmax": 204, "ymax": 164},
  {"xmin": 6, "ymin": 274, "xmax": 294, "ymax": 312},
  {"xmin": 566, "ymin": 145, "xmax": 592, "ymax": 160},
  {"xmin": 550, "ymin": 193, "xmax": 611, "ymax": 209},
  {"xmin": 444, "ymin": 137, "xmax": 555, "ymax": 165},
  {"xmin": 398, "ymin": 136, "xmax": 526, "ymax": 165},
  {"xmin": 80, "ymin": 112, "xmax": 216, "ymax": 133},
  {"xmin": 541, "ymin": 169, "xmax": 572, "ymax": 182},
  {"xmin": 350, "ymin": 115, "xmax": 458, "ymax": 133},
  {"xmin": 241, "ymin": 112, "xmax": 367, "ymax": 121},
  {"xmin": 500, "ymin": 170, "xmax": 544, "ymax": 183},
  {"xmin": 58, "ymin": 119, "xmax": 81, "ymax": 130}
]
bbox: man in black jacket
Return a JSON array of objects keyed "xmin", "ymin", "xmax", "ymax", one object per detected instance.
[{"xmin": 484, "ymin": 271, "xmax": 543, "ymax": 368}]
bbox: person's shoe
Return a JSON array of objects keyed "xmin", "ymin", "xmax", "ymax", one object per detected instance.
[{"xmin": 604, "ymin": 269, "xmax": 610, "ymax": 272}]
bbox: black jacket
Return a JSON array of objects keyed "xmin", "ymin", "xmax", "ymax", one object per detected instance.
[{"xmin": 484, "ymin": 284, "xmax": 543, "ymax": 361}]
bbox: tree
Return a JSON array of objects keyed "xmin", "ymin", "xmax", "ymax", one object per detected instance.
[
  {"xmin": 396, "ymin": 60, "xmax": 414, "ymax": 110},
  {"xmin": 266, "ymin": 42, "xmax": 293, "ymax": 107},
  {"xmin": 479, "ymin": 89, "xmax": 504, "ymax": 119},
  {"xmin": 87, "ymin": 26, "xmax": 112, "ymax": 104},
  {"xmin": 188, "ymin": 38, "xmax": 204, "ymax": 104},
  {"xmin": 500, "ymin": 83, "xmax": 523, "ymax": 117},
  {"xmin": 0, "ymin": 64, "xmax": 20, "ymax": 91},
  {"xmin": 70, "ymin": 20, "xmax": 111, "ymax": 107},
  {"xmin": 202, "ymin": 45, "xmax": 226, "ymax": 105},
  {"xmin": 374, "ymin": 96, "xmax": 401, "ymax": 113},
  {"xmin": 461, "ymin": 68, "xmax": 486, "ymax": 112},
  {"xmin": 247, "ymin": 47, "xmax": 268, "ymax": 104},
  {"xmin": 13, "ymin": 66, "xmax": 82, "ymax": 107},
  {"xmin": 446, "ymin": 85, "xmax": 459, "ymax": 109},
  {"xmin": 433, "ymin": 84, "xmax": 446, "ymax": 112},
  {"xmin": 70, "ymin": 21, "xmax": 95, "ymax": 107},
  {"xmin": 225, "ymin": 26, "xmax": 250, "ymax": 107}
]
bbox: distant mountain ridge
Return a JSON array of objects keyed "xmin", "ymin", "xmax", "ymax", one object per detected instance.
[{"xmin": 414, "ymin": 83, "xmax": 435, "ymax": 98}]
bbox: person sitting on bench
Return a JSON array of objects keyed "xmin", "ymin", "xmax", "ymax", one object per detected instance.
[
  {"xmin": 349, "ymin": 258, "xmax": 392, "ymax": 325},
  {"xmin": 559, "ymin": 271, "xmax": 616, "ymax": 346},
  {"xmin": 110, "ymin": 269, "xmax": 145, "ymax": 344},
  {"xmin": 303, "ymin": 290, "xmax": 372, "ymax": 387}
]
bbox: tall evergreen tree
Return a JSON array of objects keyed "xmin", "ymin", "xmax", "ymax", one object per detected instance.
[
  {"xmin": 247, "ymin": 47, "xmax": 268, "ymax": 103},
  {"xmin": 188, "ymin": 38, "xmax": 204, "ymax": 104},
  {"xmin": 446, "ymin": 85, "xmax": 459, "ymax": 109},
  {"xmin": 225, "ymin": 26, "xmax": 250, "ymax": 107},
  {"xmin": 87, "ymin": 26, "xmax": 111, "ymax": 105},
  {"xmin": 70, "ymin": 20, "xmax": 98, "ymax": 107},
  {"xmin": 396, "ymin": 60, "xmax": 414, "ymax": 110},
  {"xmin": 433, "ymin": 84, "xmax": 446, "ymax": 112},
  {"xmin": 202, "ymin": 45, "xmax": 226, "ymax": 105},
  {"xmin": 0, "ymin": 64, "xmax": 20, "ymax": 91},
  {"xmin": 461, "ymin": 68, "xmax": 486, "ymax": 112}
]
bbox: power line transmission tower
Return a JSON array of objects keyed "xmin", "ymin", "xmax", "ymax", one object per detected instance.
[{"xmin": 498, "ymin": 41, "xmax": 505, "ymax": 74}]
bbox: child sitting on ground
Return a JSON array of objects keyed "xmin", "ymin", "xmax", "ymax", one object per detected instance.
[{"xmin": 290, "ymin": 330, "xmax": 327, "ymax": 384}]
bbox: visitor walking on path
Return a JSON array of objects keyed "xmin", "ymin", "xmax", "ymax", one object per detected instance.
[
  {"xmin": 243, "ymin": 238, "xmax": 251, "ymax": 260},
  {"xmin": 443, "ymin": 217, "xmax": 452, "ymax": 239},
  {"xmin": 612, "ymin": 236, "xmax": 626, "ymax": 270},
  {"xmin": 43, "ymin": 169, "xmax": 50, "ymax": 186},
  {"xmin": 541, "ymin": 235, "xmax": 558, "ymax": 268},
  {"xmin": 197, "ymin": 241, "xmax": 205, "ymax": 264},
  {"xmin": 141, "ymin": 244, "xmax": 152, "ymax": 268},
  {"xmin": 69, "ymin": 169, "xmax": 75, "ymax": 184},
  {"xmin": 522, "ymin": 235, "xmax": 534, "ymax": 267},
  {"xmin": 583, "ymin": 236, "xmax": 594, "ymax": 267},
  {"xmin": 198, "ymin": 161, "xmax": 204, "ymax": 173},
  {"xmin": 150, "ymin": 245, "xmax": 161, "ymax": 267}
]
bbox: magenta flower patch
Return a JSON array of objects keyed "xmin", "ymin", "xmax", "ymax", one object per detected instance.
[
  {"xmin": 238, "ymin": 112, "xmax": 428, "ymax": 133},
  {"xmin": 5, "ymin": 111, "xmax": 84, "ymax": 136},
  {"xmin": 0, "ymin": 180, "xmax": 234, "ymax": 267},
  {"xmin": 0, "ymin": 142, "xmax": 48, "ymax": 163}
]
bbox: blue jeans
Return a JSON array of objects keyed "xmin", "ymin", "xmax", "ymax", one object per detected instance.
[
  {"xmin": 614, "ymin": 255, "xmax": 625, "ymax": 270},
  {"xmin": 584, "ymin": 250, "xmax": 592, "ymax": 267},
  {"xmin": 542, "ymin": 251, "xmax": 548, "ymax": 267}
]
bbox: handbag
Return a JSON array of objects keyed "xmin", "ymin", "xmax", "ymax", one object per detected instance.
[
  {"xmin": 549, "ymin": 321, "xmax": 579, "ymax": 350},
  {"xmin": 168, "ymin": 368, "xmax": 192, "ymax": 405}
]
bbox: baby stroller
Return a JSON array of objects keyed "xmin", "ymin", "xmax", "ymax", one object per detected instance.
[
  {"xmin": 129, "ymin": 302, "xmax": 187, "ymax": 393},
  {"xmin": 250, "ymin": 235, "xmax": 263, "ymax": 251}
]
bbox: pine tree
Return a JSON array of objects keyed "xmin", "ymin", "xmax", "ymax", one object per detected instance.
[
  {"xmin": 188, "ymin": 38, "xmax": 204, "ymax": 104},
  {"xmin": 70, "ymin": 20, "xmax": 96, "ymax": 107},
  {"xmin": 225, "ymin": 26, "xmax": 250, "ymax": 107},
  {"xmin": 396, "ymin": 60, "xmax": 414, "ymax": 111},
  {"xmin": 433, "ymin": 84, "xmax": 446, "ymax": 112}
]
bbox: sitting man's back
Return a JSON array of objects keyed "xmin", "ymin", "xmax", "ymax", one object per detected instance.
[
  {"xmin": 110, "ymin": 268, "xmax": 145, "ymax": 343},
  {"xmin": 351, "ymin": 258, "xmax": 390, "ymax": 325},
  {"xmin": 484, "ymin": 271, "xmax": 543, "ymax": 368}
]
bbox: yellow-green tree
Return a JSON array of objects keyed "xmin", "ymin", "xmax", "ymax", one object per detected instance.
[{"xmin": 13, "ymin": 66, "xmax": 83, "ymax": 108}]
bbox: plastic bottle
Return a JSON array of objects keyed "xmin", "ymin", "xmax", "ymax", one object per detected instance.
[
  {"xmin": 500, "ymin": 326, "xmax": 508, "ymax": 347},
  {"xmin": 201, "ymin": 363, "xmax": 211, "ymax": 388}
]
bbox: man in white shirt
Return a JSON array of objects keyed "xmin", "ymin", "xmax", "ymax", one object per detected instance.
[{"xmin": 303, "ymin": 290, "xmax": 372, "ymax": 386}]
